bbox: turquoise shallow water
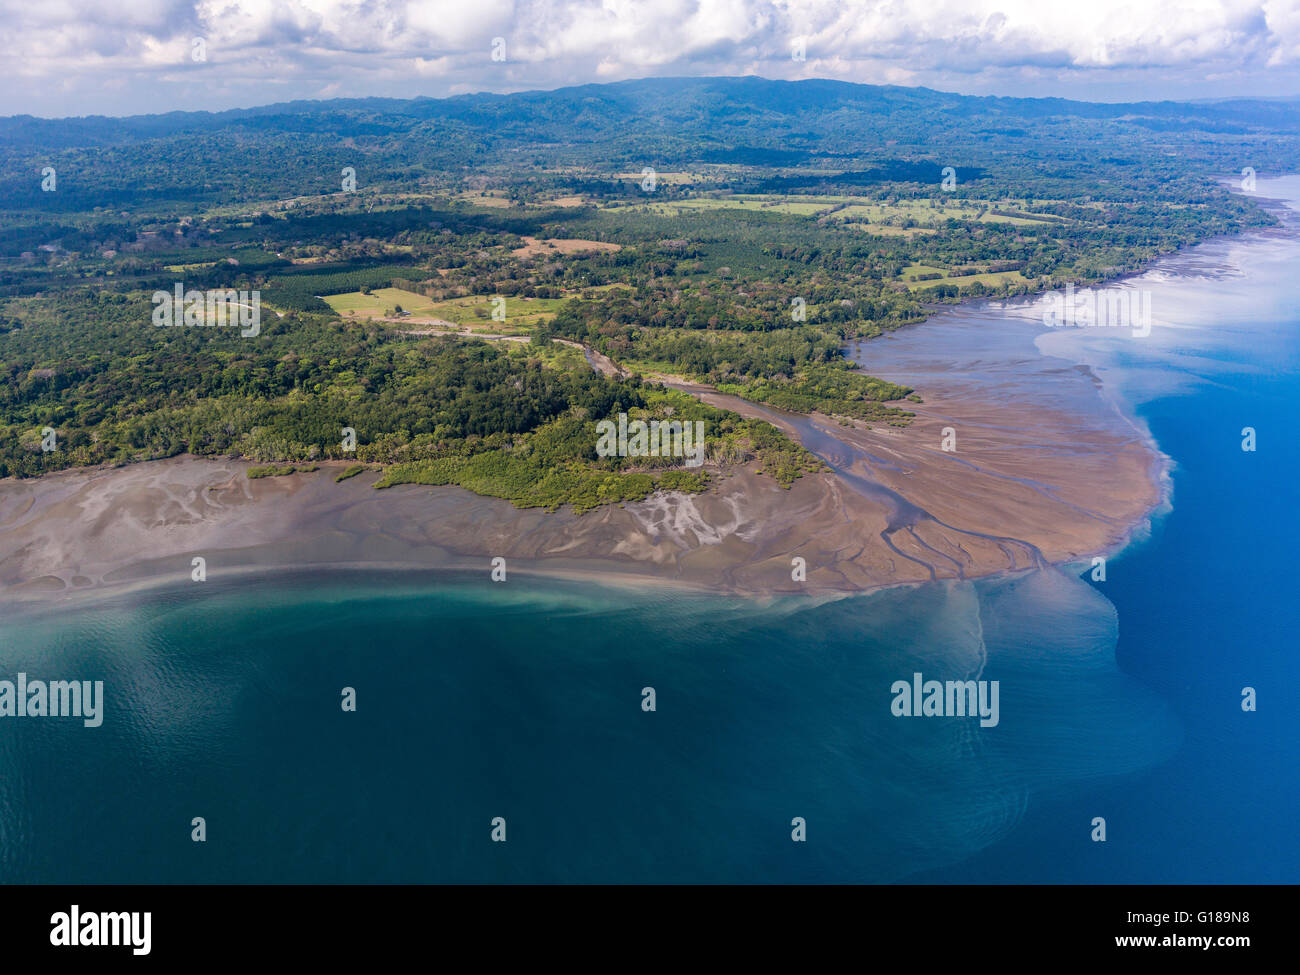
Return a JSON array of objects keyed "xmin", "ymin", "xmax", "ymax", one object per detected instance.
[
  {"xmin": 0, "ymin": 179, "xmax": 1297, "ymax": 884},
  {"xmin": 0, "ymin": 568, "xmax": 1177, "ymax": 883}
]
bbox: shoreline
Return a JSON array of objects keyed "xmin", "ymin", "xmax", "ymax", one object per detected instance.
[
  {"xmin": 11, "ymin": 189, "xmax": 1296, "ymax": 607},
  {"xmin": 0, "ymin": 329, "xmax": 1166, "ymax": 607}
]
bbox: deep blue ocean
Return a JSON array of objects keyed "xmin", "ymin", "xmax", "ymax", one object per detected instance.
[{"xmin": 1, "ymin": 180, "xmax": 1296, "ymax": 884}]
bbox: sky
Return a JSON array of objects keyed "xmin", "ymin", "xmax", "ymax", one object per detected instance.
[{"xmin": 3, "ymin": 0, "xmax": 1300, "ymax": 118}]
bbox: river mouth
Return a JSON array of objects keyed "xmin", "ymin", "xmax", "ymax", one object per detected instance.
[{"xmin": 661, "ymin": 297, "xmax": 1161, "ymax": 587}]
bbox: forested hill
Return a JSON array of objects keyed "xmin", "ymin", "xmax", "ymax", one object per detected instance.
[
  {"xmin": 3, "ymin": 76, "xmax": 1299, "ymax": 211},
  {"xmin": 6, "ymin": 75, "xmax": 1300, "ymax": 143}
]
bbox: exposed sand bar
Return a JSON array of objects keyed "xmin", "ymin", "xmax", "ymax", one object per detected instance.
[{"xmin": 0, "ymin": 311, "xmax": 1163, "ymax": 604}]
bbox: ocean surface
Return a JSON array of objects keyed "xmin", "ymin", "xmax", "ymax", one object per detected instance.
[{"xmin": 1, "ymin": 180, "xmax": 1297, "ymax": 884}]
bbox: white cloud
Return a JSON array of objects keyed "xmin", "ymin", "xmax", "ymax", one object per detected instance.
[{"xmin": 1, "ymin": 0, "xmax": 1297, "ymax": 116}]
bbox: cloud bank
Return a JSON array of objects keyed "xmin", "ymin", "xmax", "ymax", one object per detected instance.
[{"xmin": 3, "ymin": 0, "xmax": 1299, "ymax": 117}]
